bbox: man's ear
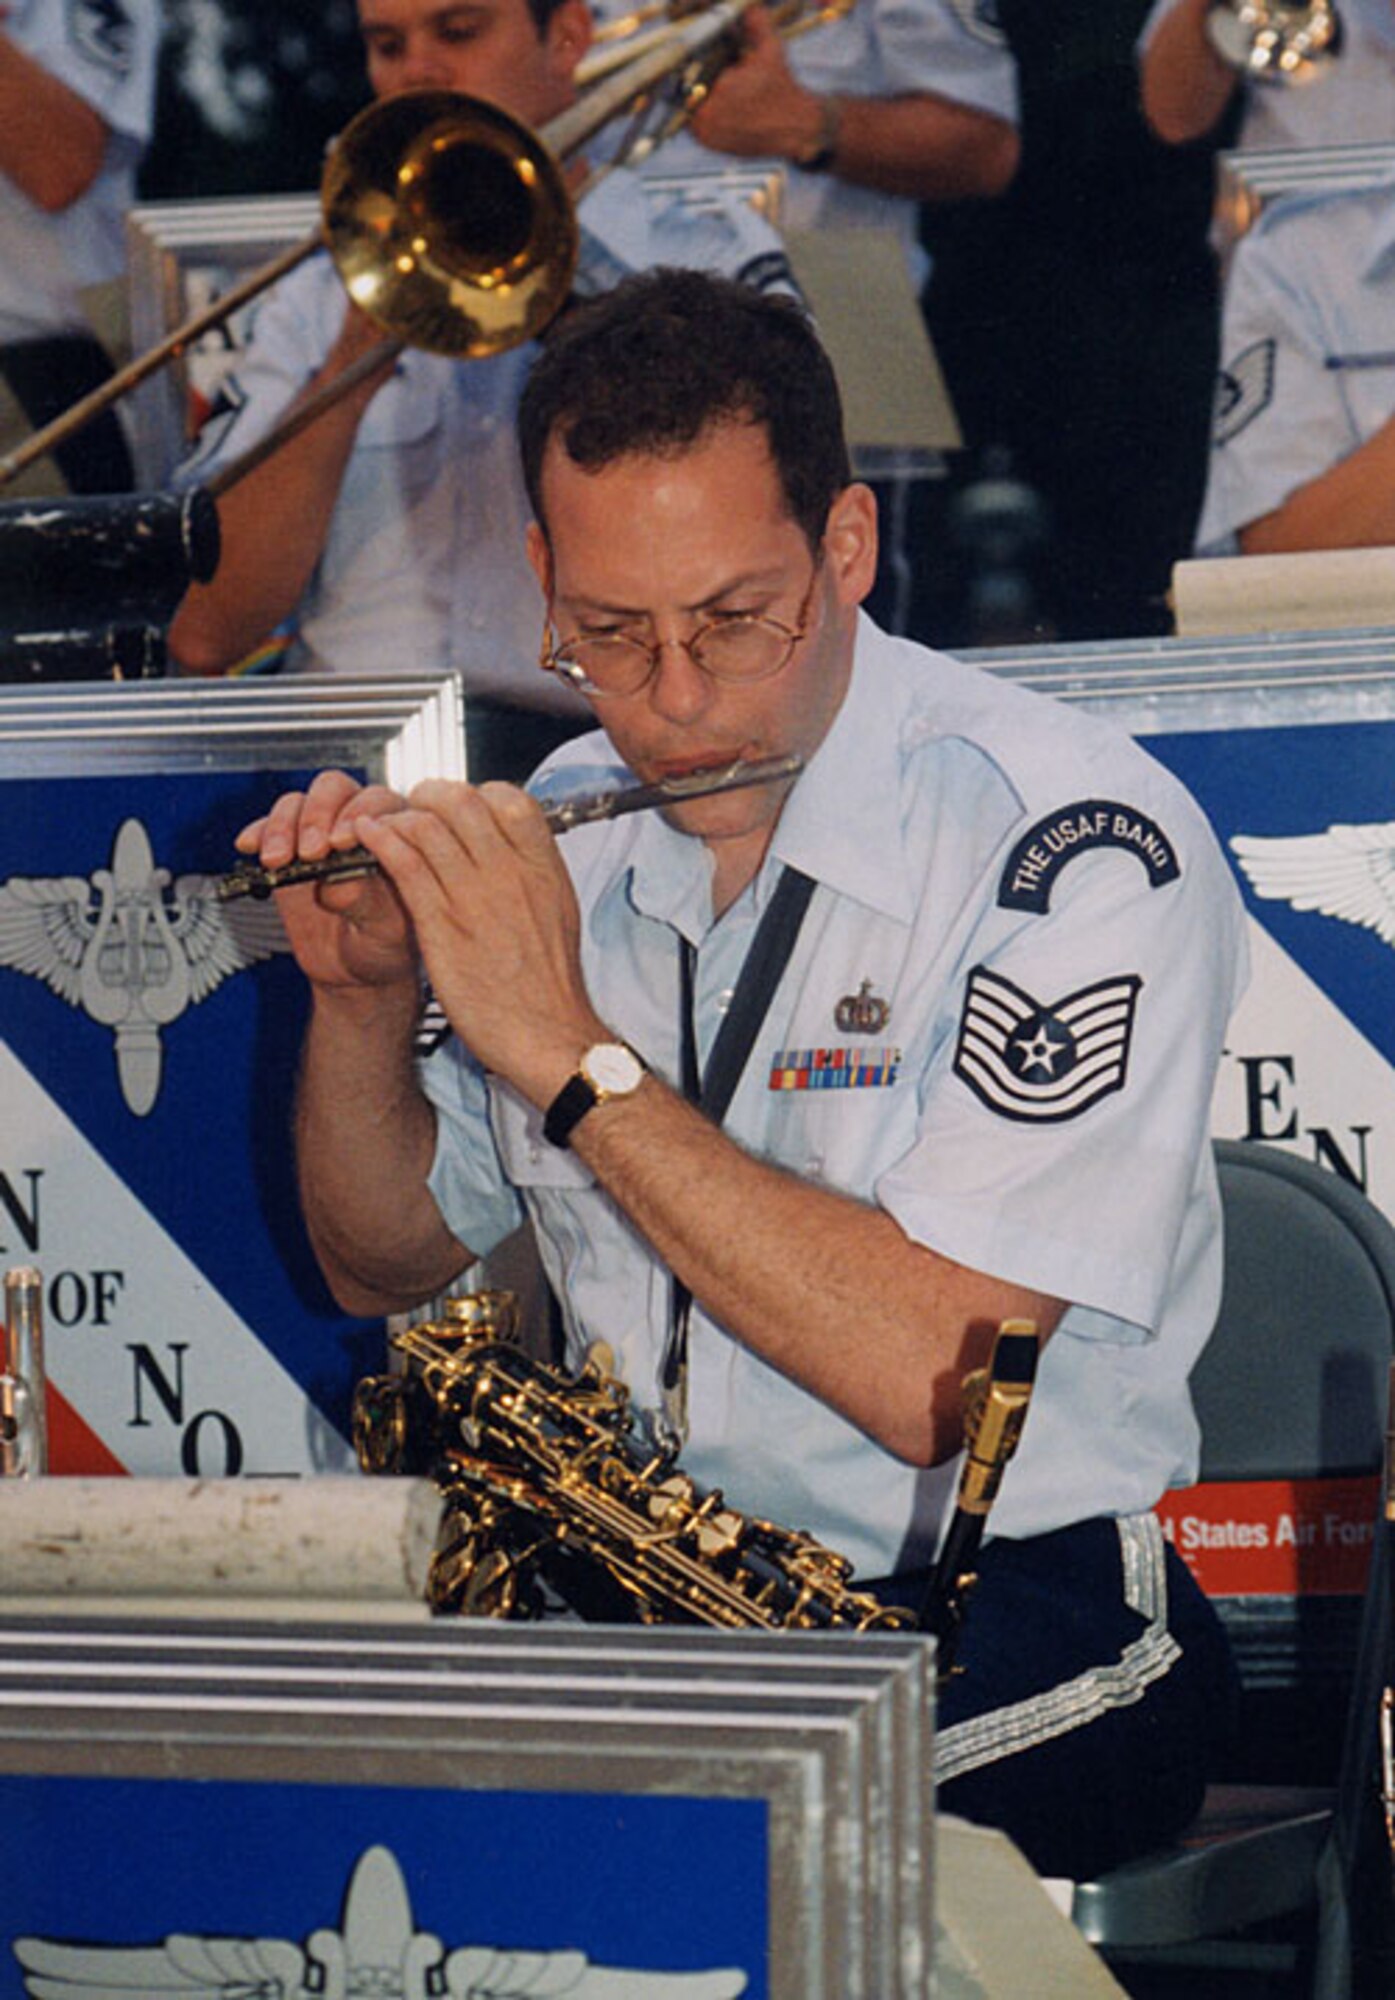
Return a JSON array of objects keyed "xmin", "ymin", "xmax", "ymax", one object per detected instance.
[
  {"xmin": 525, "ymin": 519, "xmax": 553, "ymax": 602},
  {"xmin": 823, "ymin": 481, "xmax": 879, "ymax": 607},
  {"xmin": 547, "ymin": 0, "xmax": 593, "ymax": 77}
]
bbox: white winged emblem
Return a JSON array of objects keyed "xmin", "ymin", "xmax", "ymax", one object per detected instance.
[
  {"xmin": 12, "ymin": 1843, "xmax": 749, "ymax": 1998},
  {"xmin": 1231, "ymin": 821, "xmax": 1395, "ymax": 946},
  {"xmin": 0, "ymin": 817, "xmax": 290, "ymax": 1115}
]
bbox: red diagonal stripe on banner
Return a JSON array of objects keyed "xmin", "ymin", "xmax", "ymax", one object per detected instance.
[{"xmin": 46, "ymin": 1383, "xmax": 128, "ymax": 1476}]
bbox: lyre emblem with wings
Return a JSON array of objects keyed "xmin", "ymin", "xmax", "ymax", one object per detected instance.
[
  {"xmin": 0, "ymin": 817, "xmax": 289, "ymax": 1116},
  {"xmin": 1231, "ymin": 820, "xmax": 1395, "ymax": 948},
  {"xmin": 12, "ymin": 1842, "xmax": 749, "ymax": 1998}
]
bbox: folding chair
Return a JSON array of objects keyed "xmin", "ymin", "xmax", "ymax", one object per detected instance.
[{"xmin": 1070, "ymin": 1140, "xmax": 1395, "ymax": 1993}]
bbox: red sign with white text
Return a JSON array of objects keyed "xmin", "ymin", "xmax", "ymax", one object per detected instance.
[{"xmin": 1156, "ymin": 1476, "xmax": 1379, "ymax": 1597}]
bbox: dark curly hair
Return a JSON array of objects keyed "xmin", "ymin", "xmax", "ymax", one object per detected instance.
[{"xmin": 518, "ymin": 268, "xmax": 852, "ymax": 552}]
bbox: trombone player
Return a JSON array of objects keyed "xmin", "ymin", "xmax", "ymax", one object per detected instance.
[
  {"xmin": 167, "ymin": 0, "xmax": 797, "ymax": 780},
  {"xmin": 239, "ymin": 269, "xmax": 1248, "ymax": 1882}
]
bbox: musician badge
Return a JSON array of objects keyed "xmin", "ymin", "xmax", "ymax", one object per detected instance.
[
  {"xmin": 954, "ymin": 964, "xmax": 1141, "ymax": 1122},
  {"xmin": 12, "ymin": 1842, "xmax": 750, "ymax": 1998},
  {"xmin": 834, "ymin": 978, "xmax": 891, "ymax": 1036},
  {"xmin": 0, "ymin": 817, "xmax": 289, "ymax": 1117}
]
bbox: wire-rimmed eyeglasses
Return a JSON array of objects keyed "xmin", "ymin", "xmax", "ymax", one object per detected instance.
[{"xmin": 539, "ymin": 560, "xmax": 822, "ymax": 699}]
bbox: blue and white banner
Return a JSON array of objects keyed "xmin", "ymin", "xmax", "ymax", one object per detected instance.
[
  {"xmin": 1146, "ymin": 716, "xmax": 1395, "ymax": 1211},
  {"xmin": 0, "ymin": 676, "xmax": 464, "ymax": 1478}
]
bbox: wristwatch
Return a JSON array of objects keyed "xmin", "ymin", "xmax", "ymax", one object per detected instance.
[
  {"xmin": 543, "ymin": 1041, "xmax": 647, "ymax": 1148},
  {"xmin": 794, "ymin": 95, "xmax": 842, "ymax": 174}
]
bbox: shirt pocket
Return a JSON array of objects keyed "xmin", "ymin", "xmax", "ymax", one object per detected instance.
[
  {"xmin": 758, "ymin": 1063, "xmax": 920, "ymax": 1199},
  {"xmin": 489, "ymin": 1079, "xmax": 597, "ymax": 1192}
]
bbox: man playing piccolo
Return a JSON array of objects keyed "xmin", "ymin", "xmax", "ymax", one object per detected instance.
[{"xmin": 241, "ymin": 270, "xmax": 1247, "ymax": 1879}]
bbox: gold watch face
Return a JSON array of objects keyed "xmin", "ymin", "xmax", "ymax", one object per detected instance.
[{"xmin": 582, "ymin": 1042, "xmax": 644, "ymax": 1096}]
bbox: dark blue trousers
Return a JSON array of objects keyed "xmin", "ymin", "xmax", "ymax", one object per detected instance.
[{"xmin": 878, "ymin": 1516, "xmax": 1238, "ymax": 1881}]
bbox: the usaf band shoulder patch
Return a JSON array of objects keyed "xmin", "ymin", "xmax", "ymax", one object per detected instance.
[
  {"xmin": 69, "ymin": 0, "xmax": 136, "ymax": 75},
  {"xmin": 998, "ymin": 799, "xmax": 1180, "ymax": 914},
  {"xmin": 954, "ymin": 965, "xmax": 1142, "ymax": 1123},
  {"xmin": 1213, "ymin": 337, "xmax": 1276, "ymax": 448}
]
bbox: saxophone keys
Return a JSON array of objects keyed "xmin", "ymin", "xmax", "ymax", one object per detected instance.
[{"xmin": 584, "ymin": 1339, "xmax": 618, "ymax": 1381}]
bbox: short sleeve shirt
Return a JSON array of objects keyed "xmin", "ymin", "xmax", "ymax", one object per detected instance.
[
  {"xmin": 421, "ymin": 618, "xmax": 1248, "ymax": 1578},
  {"xmin": 176, "ymin": 166, "xmax": 796, "ymax": 705},
  {"xmin": 0, "ymin": 0, "xmax": 161, "ymax": 341},
  {"xmin": 1194, "ymin": 176, "xmax": 1395, "ymax": 553}
]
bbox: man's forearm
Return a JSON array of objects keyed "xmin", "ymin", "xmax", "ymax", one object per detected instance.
[
  {"xmin": 826, "ymin": 94, "xmax": 1019, "ymax": 203},
  {"xmin": 569, "ymin": 1070, "xmax": 1062, "ymax": 1465},
  {"xmin": 1239, "ymin": 416, "xmax": 1395, "ymax": 555},
  {"xmin": 295, "ymin": 981, "xmax": 473, "ymax": 1315},
  {"xmin": 0, "ymin": 32, "xmax": 106, "ymax": 210},
  {"xmin": 1139, "ymin": 0, "xmax": 1237, "ymax": 145}
]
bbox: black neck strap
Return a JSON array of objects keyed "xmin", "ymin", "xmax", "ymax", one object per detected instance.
[
  {"xmin": 684, "ymin": 864, "xmax": 817, "ymax": 1123},
  {"xmin": 660, "ymin": 865, "xmax": 817, "ymax": 1439}
]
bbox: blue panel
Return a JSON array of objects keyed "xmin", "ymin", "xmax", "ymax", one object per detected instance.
[
  {"xmin": 1147, "ymin": 719, "xmax": 1395, "ymax": 1067},
  {"xmin": 0, "ymin": 1772, "xmax": 769, "ymax": 1997}
]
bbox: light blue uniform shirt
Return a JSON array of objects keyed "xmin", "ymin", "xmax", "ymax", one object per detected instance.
[
  {"xmin": 0, "ymin": 0, "xmax": 161, "ymax": 342},
  {"xmin": 589, "ymin": 0, "xmax": 1019, "ymax": 291},
  {"xmin": 1138, "ymin": 0, "xmax": 1395, "ymax": 151},
  {"xmin": 1195, "ymin": 173, "xmax": 1395, "ymax": 554},
  {"xmin": 178, "ymin": 168, "xmax": 795, "ymax": 708},
  {"xmin": 423, "ymin": 618, "xmax": 1247, "ymax": 1578}
]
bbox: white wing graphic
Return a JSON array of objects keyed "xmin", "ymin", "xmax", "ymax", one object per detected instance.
[
  {"xmin": 12, "ymin": 1843, "xmax": 748, "ymax": 2000},
  {"xmin": 1230, "ymin": 821, "xmax": 1395, "ymax": 945},
  {"xmin": 14, "ymin": 1928, "xmax": 310, "ymax": 1996},
  {"xmin": 0, "ymin": 875, "xmax": 95, "ymax": 1006},
  {"xmin": 443, "ymin": 1949, "xmax": 748, "ymax": 1997},
  {"xmin": 171, "ymin": 874, "xmax": 291, "ymax": 1004}
]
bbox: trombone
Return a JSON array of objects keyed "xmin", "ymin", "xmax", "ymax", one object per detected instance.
[
  {"xmin": 577, "ymin": 0, "xmax": 849, "ymax": 89},
  {"xmin": 0, "ymin": 0, "xmax": 774, "ymax": 498}
]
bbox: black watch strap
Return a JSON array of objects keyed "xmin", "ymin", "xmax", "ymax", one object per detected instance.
[
  {"xmin": 543, "ymin": 1042, "xmax": 647, "ymax": 1149},
  {"xmin": 543, "ymin": 1072, "xmax": 599, "ymax": 1149}
]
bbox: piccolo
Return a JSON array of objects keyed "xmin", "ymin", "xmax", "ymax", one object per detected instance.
[{"xmin": 214, "ymin": 752, "xmax": 804, "ymax": 902}]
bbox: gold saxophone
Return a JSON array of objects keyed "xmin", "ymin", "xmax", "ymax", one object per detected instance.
[{"xmin": 352, "ymin": 1292, "xmax": 916, "ymax": 1631}]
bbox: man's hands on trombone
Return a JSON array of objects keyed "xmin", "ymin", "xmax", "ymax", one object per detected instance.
[
  {"xmin": 688, "ymin": 6, "xmax": 829, "ymax": 164},
  {"xmin": 685, "ymin": 2, "xmax": 1019, "ymax": 203}
]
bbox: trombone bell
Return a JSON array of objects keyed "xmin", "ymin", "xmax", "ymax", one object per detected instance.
[{"xmin": 322, "ymin": 89, "xmax": 581, "ymax": 360}]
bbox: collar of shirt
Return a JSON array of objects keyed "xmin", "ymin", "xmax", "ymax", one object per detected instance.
[{"xmin": 597, "ymin": 613, "xmax": 923, "ymax": 943}]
